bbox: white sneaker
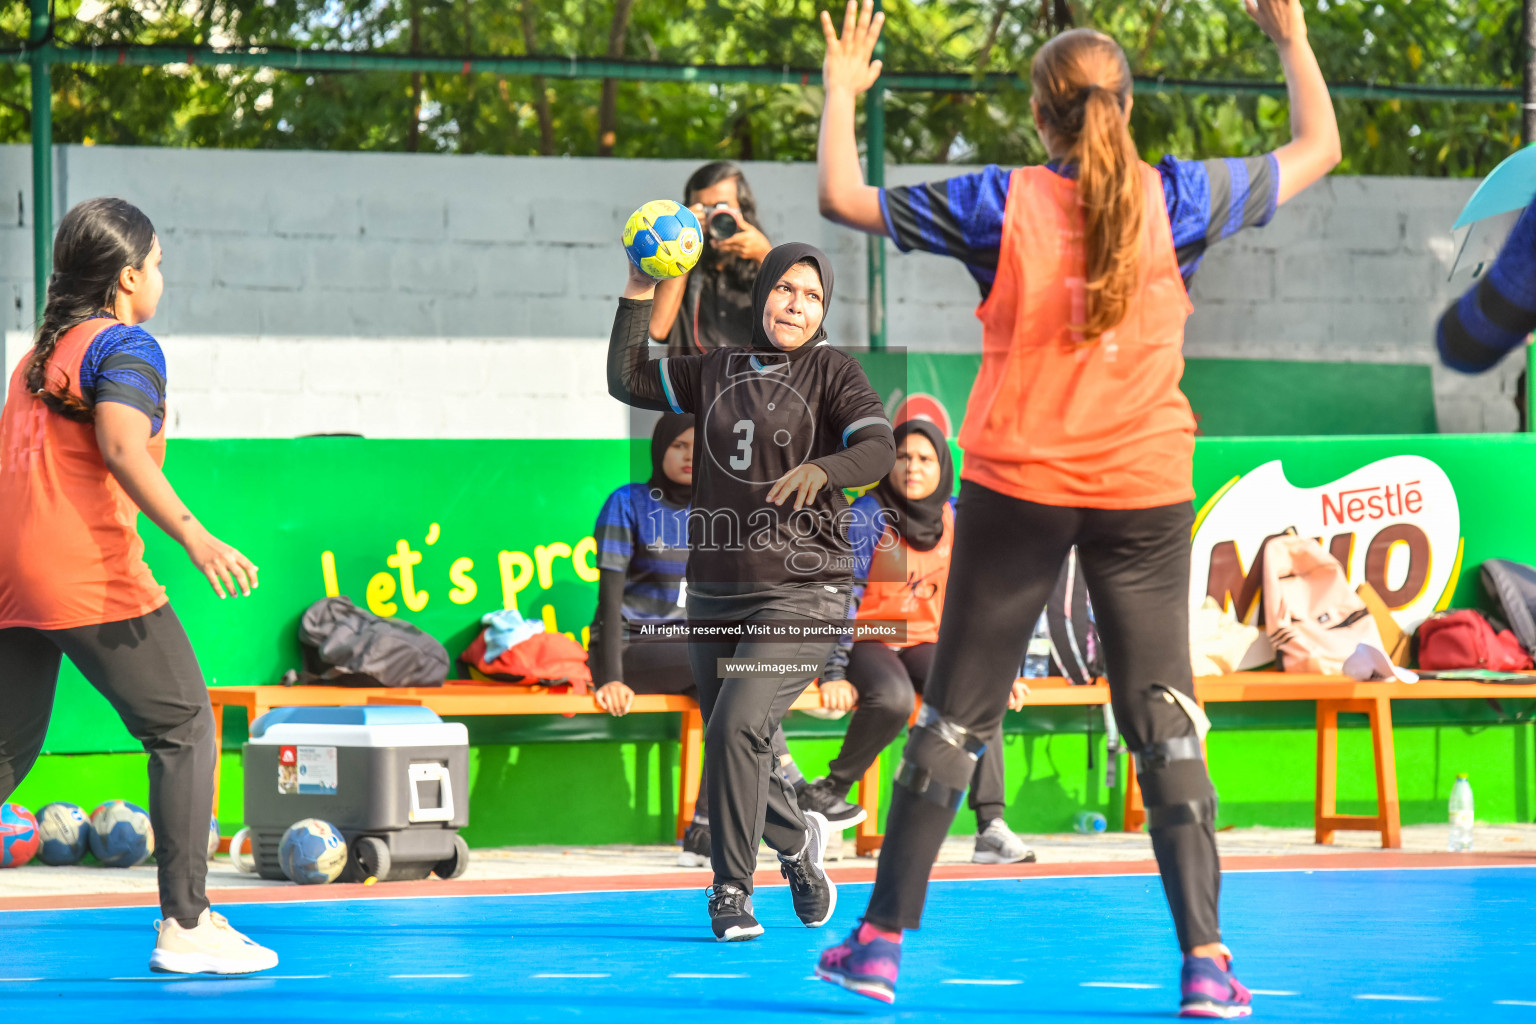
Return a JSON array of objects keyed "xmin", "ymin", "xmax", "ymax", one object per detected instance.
[
  {"xmin": 149, "ymin": 908, "xmax": 279, "ymax": 975},
  {"xmin": 972, "ymin": 819, "xmax": 1037, "ymax": 865}
]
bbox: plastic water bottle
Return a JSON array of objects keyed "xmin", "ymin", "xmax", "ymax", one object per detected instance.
[
  {"xmin": 1448, "ymin": 774, "xmax": 1474, "ymax": 852},
  {"xmin": 1024, "ymin": 610, "xmax": 1052, "ymax": 678},
  {"xmin": 1073, "ymin": 810, "xmax": 1107, "ymax": 834}
]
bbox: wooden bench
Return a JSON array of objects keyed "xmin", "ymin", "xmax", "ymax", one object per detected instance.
[
  {"xmin": 1012, "ymin": 674, "xmax": 1536, "ymax": 850},
  {"xmin": 210, "ymin": 673, "xmax": 1535, "ymax": 856},
  {"xmin": 208, "ymin": 682, "xmax": 884, "ymax": 850}
]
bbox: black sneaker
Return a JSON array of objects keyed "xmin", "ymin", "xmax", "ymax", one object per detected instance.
[
  {"xmin": 780, "ymin": 810, "xmax": 837, "ymax": 928},
  {"xmin": 678, "ymin": 823, "xmax": 710, "ymax": 868},
  {"xmin": 797, "ymin": 778, "xmax": 869, "ymax": 831},
  {"xmin": 707, "ymin": 883, "xmax": 764, "ymax": 941}
]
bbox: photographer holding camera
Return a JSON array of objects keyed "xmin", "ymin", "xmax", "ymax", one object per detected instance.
[{"xmin": 649, "ymin": 161, "xmax": 774, "ymax": 354}]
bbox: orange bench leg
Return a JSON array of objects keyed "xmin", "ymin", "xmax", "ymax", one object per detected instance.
[
  {"xmin": 1315, "ymin": 698, "xmax": 1400, "ymax": 848},
  {"xmin": 854, "ymin": 755, "xmax": 884, "ymax": 856},
  {"xmin": 1316, "ymin": 701, "xmax": 1339, "ymax": 844},
  {"xmin": 1370, "ymin": 696, "xmax": 1402, "ymax": 849},
  {"xmin": 678, "ymin": 707, "xmax": 704, "ymax": 840},
  {"xmin": 1123, "ymin": 761, "xmax": 1145, "ymax": 832},
  {"xmin": 210, "ymin": 699, "xmax": 225, "ymax": 819}
]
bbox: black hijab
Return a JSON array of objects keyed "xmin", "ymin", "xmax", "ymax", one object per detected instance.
[
  {"xmin": 870, "ymin": 418, "xmax": 953, "ymax": 552},
  {"xmin": 749, "ymin": 242, "xmax": 835, "ymax": 353},
  {"xmin": 648, "ymin": 412, "xmax": 695, "ymax": 508}
]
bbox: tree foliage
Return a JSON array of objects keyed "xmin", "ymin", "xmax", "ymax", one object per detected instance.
[{"xmin": 0, "ymin": 0, "xmax": 1525, "ymax": 174}]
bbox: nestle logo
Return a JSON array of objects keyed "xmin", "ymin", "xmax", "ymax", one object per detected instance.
[{"xmin": 1321, "ymin": 481, "xmax": 1424, "ymax": 527}]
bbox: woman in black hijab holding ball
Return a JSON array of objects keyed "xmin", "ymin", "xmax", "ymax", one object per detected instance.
[{"xmin": 609, "ymin": 238, "xmax": 895, "ymax": 941}]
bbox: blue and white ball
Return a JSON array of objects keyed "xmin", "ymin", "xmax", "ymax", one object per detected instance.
[
  {"xmin": 36, "ymin": 802, "xmax": 91, "ymax": 865},
  {"xmin": 89, "ymin": 800, "xmax": 154, "ymax": 867},
  {"xmin": 208, "ymin": 815, "xmax": 221, "ymax": 860},
  {"xmin": 278, "ymin": 819, "xmax": 347, "ymax": 885}
]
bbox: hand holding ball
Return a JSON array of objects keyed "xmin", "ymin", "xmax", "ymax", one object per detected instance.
[{"xmin": 622, "ymin": 200, "xmax": 703, "ymax": 280}]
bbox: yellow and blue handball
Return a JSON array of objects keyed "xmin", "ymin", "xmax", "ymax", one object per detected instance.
[
  {"xmin": 89, "ymin": 800, "xmax": 154, "ymax": 868},
  {"xmin": 622, "ymin": 200, "xmax": 702, "ymax": 280},
  {"xmin": 279, "ymin": 818, "xmax": 348, "ymax": 885},
  {"xmin": 36, "ymin": 801, "xmax": 91, "ymax": 865}
]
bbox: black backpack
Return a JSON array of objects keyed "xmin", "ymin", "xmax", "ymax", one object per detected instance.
[
  {"xmin": 1480, "ymin": 559, "xmax": 1536, "ymax": 656},
  {"xmin": 291, "ymin": 596, "xmax": 449, "ymax": 688}
]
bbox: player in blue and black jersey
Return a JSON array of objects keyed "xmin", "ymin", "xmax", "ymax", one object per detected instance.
[{"xmin": 1437, "ymin": 197, "xmax": 1536, "ymax": 390}]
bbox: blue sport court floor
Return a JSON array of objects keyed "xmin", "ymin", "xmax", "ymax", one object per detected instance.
[{"xmin": 4, "ymin": 865, "xmax": 1535, "ymax": 1022}]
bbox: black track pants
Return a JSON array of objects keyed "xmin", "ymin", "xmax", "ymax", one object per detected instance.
[
  {"xmin": 617, "ymin": 639, "xmax": 793, "ymax": 825},
  {"xmin": 0, "ymin": 604, "xmax": 214, "ymax": 927},
  {"xmin": 827, "ymin": 641, "xmax": 1006, "ymax": 827},
  {"xmin": 861, "ymin": 482, "xmax": 1221, "ymax": 950},
  {"xmin": 686, "ymin": 585, "xmax": 845, "ymax": 893}
]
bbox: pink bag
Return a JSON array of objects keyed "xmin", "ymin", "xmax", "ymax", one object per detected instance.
[{"xmin": 1262, "ymin": 534, "xmax": 1384, "ymax": 674}]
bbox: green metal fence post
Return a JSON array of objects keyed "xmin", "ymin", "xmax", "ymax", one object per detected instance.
[
  {"xmin": 865, "ymin": 0, "xmax": 886, "ymax": 352},
  {"xmin": 29, "ymin": 0, "xmax": 52, "ymax": 326}
]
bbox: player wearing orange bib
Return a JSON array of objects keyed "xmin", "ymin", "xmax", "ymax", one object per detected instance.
[
  {"xmin": 0, "ymin": 198, "xmax": 276, "ymax": 975},
  {"xmin": 811, "ymin": 1, "xmax": 1340, "ymax": 1014}
]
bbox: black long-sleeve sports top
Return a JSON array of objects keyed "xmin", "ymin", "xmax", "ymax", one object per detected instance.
[{"xmin": 608, "ymin": 296, "xmax": 895, "ymax": 593}]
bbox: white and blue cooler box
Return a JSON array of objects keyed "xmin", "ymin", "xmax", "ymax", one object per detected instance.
[{"xmin": 244, "ymin": 706, "xmax": 470, "ymax": 883}]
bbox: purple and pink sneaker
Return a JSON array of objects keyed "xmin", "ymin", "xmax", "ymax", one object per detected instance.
[
  {"xmin": 816, "ymin": 922, "xmax": 902, "ymax": 1004},
  {"xmin": 1179, "ymin": 949, "xmax": 1253, "ymax": 1018}
]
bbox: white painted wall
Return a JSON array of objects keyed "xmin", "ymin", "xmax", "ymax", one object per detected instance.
[{"xmin": 0, "ymin": 145, "xmax": 1519, "ymax": 437}]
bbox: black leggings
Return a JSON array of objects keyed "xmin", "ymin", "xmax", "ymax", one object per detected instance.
[
  {"xmin": 0, "ymin": 604, "xmax": 214, "ymax": 927},
  {"xmin": 614, "ymin": 639, "xmax": 795, "ymax": 825},
  {"xmin": 864, "ymin": 482, "xmax": 1220, "ymax": 951},
  {"xmin": 827, "ymin": 642, "xmax": 1005, "ymax": 828}
]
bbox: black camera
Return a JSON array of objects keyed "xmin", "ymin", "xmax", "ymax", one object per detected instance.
[{"xmin": 701, "ymin": 202, "xmax": 741, "ymax": 242}]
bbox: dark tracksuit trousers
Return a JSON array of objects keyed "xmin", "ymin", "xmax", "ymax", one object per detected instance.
[
  {"xmin": 0, "ymin": 604, "xmax": 214, "ymax": 927},
  {"xmin": 686, "ymin": 584, "xmax": 845, "ymax": 893},
  {"xmin": 614, "ymin": 639, "xmax": 795, "ymax": 823},
  {"xmin": 826, "ymin": 641, "xmax": 1005, "ymax": 828},
  {"xmin": 864, "ymin": 481, "xmax": 1221, "ymax": 952}
]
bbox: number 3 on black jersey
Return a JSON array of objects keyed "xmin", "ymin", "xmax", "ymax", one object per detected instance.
[{"xmin": 730, "ymin": 419, "xmax": 754, "ymax": 470}]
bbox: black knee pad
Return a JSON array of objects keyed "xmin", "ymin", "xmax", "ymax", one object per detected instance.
[
  {"xmin": 1134, "ymin": 737, "xmax": 1218, "ymax": 830},
  {"xmin": 893, "ymin": 705, "xmax": 986, "ymax": 811}
]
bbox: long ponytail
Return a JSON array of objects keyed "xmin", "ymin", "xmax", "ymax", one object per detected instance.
[
  {"xmin": 25, "ymin": 197, "xmax": 156, "ymax": 421},
  {"xmin": 1031, "ymin": 29, "xmax": 1143, "ymax": 340}
]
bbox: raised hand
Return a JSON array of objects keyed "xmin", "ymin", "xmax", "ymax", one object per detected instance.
[
  {"xmin": 1245, "ymin": 0, "xmax": 1307, "ymax": 45},
  {"xmin": 820, "ymin": 0, "xmax": 884, "ymax": 96}
]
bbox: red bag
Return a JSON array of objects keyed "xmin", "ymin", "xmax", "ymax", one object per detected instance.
[
  {"xmin": 461, "ymin": 631, "xmax": 593, "ymax": 692},
  {"xmin": 1416, "ymin": 610, "xmax": 1534, "ymax": 672}
]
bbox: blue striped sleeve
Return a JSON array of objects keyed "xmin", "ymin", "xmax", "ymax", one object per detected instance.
[
  {"xmin": 879, "ymin": 165, "xmax": 1011, "ymax": 299},
  {"xmin": 1438, "ymin": 199, "xmax": 1536, "ymax": 373},
  {"xmin": 1159, "ymin": 153, "xmax": 1280, "ymax": 285},
  {"xmin": 80, "ymin": 323, "xmax": 167, "ymax": 434},
  {"xmin": 594, "ymin": 486, "xmax": 637, "ymax": 571}
]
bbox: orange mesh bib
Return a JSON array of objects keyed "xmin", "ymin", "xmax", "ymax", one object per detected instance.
[
  {"xmin": 958, "ymin": 164, "xmax": 1196, "ymax": 509},
  {"xmin": 0, "ymin": 319, "xmax": 167, "ymax": 629}
]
